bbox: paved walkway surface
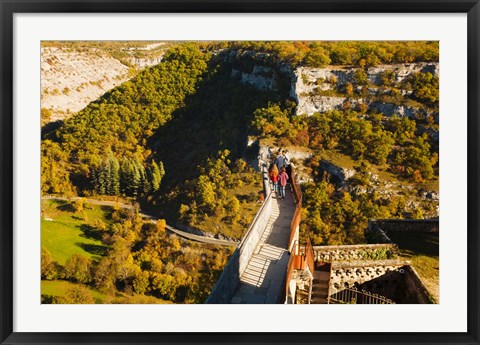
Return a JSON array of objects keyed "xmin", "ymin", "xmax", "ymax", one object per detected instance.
[{"xmin": 231, "ymin": 187, "xmax": 296, "ymax": 304}]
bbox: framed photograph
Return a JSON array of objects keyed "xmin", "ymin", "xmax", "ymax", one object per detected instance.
[{"xmin": 1, "ymin": 1, "xmax": 479, "ymax": 344}]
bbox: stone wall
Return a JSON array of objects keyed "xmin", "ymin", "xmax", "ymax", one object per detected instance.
[
  {"xmin": 358, "ymin": 265, "xmax": 432, "ymax": 303},
  {"xmin": 328, "ymin": 260, "xmax": 432, "ymax": 304},
  {"xmin": 312, "ymin": 243, "xmax": 397, "ymax": 262},
  {"xmin": 329, "ymin": 259, "xmax": 405, "ymax": 293},
  {"xmin": 400, "ymin": 265, "xmax": 432, "ymax": 303},
  {"xmin": 366, "ymin": 219, "xmax": 439, "ymax": 244},
  {"xmin": 205, "ymin": 250, "xmax": 242, "ymax": 304},
  {"xmin": 370, "ymin": 219, "xmax": 439, "ymax": 233},
  {"xmin": 237, "ymin": 186, "xmax": 273, "ymax": 276},
  {"xmin": 206, "ymin": 168, "xmax": 273, "ymax": 303}
]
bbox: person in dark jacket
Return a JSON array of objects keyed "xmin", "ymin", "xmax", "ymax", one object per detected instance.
[{"xmin": 274, "ymin": 153, "xmax": 285, "ymax": 172}]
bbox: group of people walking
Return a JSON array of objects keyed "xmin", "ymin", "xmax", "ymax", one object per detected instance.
[{"xmin": 268, "ymin": 149, "xmax": 290, "ymax": 200}]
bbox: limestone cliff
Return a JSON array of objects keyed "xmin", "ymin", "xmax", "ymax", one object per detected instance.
[
  {"xmin": 227, "ymin": 52, "xmax": 438, "ymax": 124},
  {"xmin": 291, "ymin": 63, "xmax": 439, "ymax": 120},
  {"xmin": 41, "ymin": 43, "xmax": 166, "ymax": 124}
]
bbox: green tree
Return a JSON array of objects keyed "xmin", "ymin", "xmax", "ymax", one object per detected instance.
[
  {"xmin": 63, "ymin": 254, "xmax": 93, "ymax": 284},
  {"xmin": 367, "ymin": 130, "xmax": 394, "ymax": 165},
  {"xmin": 41, "ymin": 140, "xmax": 73, "ymax": 195},
  {"xmin": 149, "ymin": 161, "xmax": 164, "ymax": 192},
  {"xmin": 151, "ymin": 273, "xmax": 177, "ymax": 300},
  {"xmin": 224, "ymin": 195, "xmax": 241, "ymax": 224},
  {"xmin": 72, "ymin": 198, "xmax": 86, "ymax": 213},
  {"xmin": 304, "ymin": 47, "xmax": 331, "ymax": 67},
  {"xmin": 133, "ymin": 270, "xmax": 150, "ymax": 294},
  {"xmin": 196, "ymin": 175, "xmax": 216, "ymax": 214},
  {"xmin": 351, "ymin": 139, "xmax": 367, "ymax": 159},
  {"xmin": 61, "ymin": 285, "xmax": 95, "ymax": 304},
  {"xmin": 93, "ymin": 257, "xmax": 116, "ymax": 291},
  {"xmin": 108, "ymin": 155, "xmax": 121, "ymax": 195},
  {"xmin": 353, "ymin": 68, "xmax": 369, "ymax": 85},
  {"xmin": 41, "ymin": 248, "xmax": 58, "ymax": 280},
  {"xmin": 406, "ymin": 72, "xmax": 439, "ymax": 106}
]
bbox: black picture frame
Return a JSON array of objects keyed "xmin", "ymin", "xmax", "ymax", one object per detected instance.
[{"xmin": 1, "ymin": 1, "xmax": 479, "ymax": 344}]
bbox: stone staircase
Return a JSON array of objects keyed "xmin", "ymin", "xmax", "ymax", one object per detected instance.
[{"xmin": 310, "ymin": 264, "xmax": 331, "ymax": 304}]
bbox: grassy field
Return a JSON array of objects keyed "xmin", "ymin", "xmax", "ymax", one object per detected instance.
[
  {"xmin": 41, "ymin": 280, "xmax": 171, "ymax": 304},
  {"xmin": 41, "ymin": 199, "xmax": 111, "ymax": 264},
  {"xmin": 386, "ymin": 231, "xmax": 439, "ymax": 302}
]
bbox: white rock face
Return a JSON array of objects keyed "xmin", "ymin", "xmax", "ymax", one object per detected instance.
[
  {"xmin": 41, "ymin": 46, "xmax": 164, "ymax": 123},
  {"xmin": 292, "ymin": 63, "xmax": 439, "ymax": 117},
  {"xmin": 367, "ymin": 62, "xmax": 439, "ymax": 84},
  {"xmin": 298, "ymin": 96, "xmax": 347, "ymax": 114},
  {"xmin": 231, "ymin": 65, "xmax": 277, "ymax": 91},
  {"xmin": 128, "ymin": 57, "xmax": 163, "ymax": 68},
  {"xmin": 41, "ymin": 47, "xmax": 131, "ymax": 122},
  {"xmin": 319, "ymin": 160, "xmax": 356, "ymax": 186}
]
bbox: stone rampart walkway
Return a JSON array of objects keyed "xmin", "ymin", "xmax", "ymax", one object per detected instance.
[{"xmin": 231, "ymin": 189, "xmax": 295, "ymax": 304}]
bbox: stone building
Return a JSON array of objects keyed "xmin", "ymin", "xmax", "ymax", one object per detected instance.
[{"xmin": 286, "ymin": 220, "xmax": 438, "ymax": 304}]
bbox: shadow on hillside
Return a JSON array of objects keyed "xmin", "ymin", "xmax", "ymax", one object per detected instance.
[
  {"xmin": 41, "ymin": 120, "xmax": 63, "ymax": 141},
  {"xmin": 386, "ymin": 231, "xmax": 439, "ymax": 258},
  {"xmin": 76, "ymin": 242, "xmax": 109, "ymax": 257},
  {"xmin": 57, "ymin": 203, "xmax": 75, "ymax": 213},
  {"xmin": 146, "ymin": 57, "xmax": 288, "ymax": 219},
  {"xmin": 79, "ymin": 224, "xmax": 104, "ymax": 241}
]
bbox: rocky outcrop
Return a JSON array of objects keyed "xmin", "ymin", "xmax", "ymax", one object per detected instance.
[
  {"xmin": 231, "ymin": 65, "xmax": 277, "ymax": 91},
  {"xmin": 128, "ymin": 57, "xmax": 163, "ymax": 68},
  {"xmin": 319, "ymin": 160, "xmax": 356, "ymax": 186},
  {"xmin": 225, "ymin": 50, "xmax": 293, "ymax": 95},
  {"xmin": 367, "ymin": 63, "xmax": 438, "ymax": 84},
  {"xmin": 292, "ymin": 63, "xmax": 439, "ymax": 119},
  {"xmin": 296, "ymin": 96, "xmax": 347, "ymax": 114},
  {"xmin": 369, "ymin": 102, "xmax": 429, "ymax": 118}
]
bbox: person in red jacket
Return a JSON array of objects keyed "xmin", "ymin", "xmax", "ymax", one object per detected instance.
[
  {"xmin": 278, "ymin": 167, "xmax": 289, "ymax": 200},
  {"xmin": 269, "ymin": 164, "xmax": 279, "ymax": 194}
]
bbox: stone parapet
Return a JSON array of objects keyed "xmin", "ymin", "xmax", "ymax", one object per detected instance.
[{"xmin": 312, "ymin": 243, "xmax": 398, "ymax": 262}]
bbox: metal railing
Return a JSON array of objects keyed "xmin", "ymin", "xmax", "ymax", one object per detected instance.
[
  {"xmin": 305, "ymin": 237, "xmax": 315, "ymax": 275},
  {"xmin": 290, "ymin": 168, "xmax": 303, "ymax": 206},
  {"xmin": 284, "ymin": 166, "xmax": 304, "ymax": 303},
  {"xmin": 287, "ymin": 168, "xmax": 303, "ymax": 253},
  {"xmin": 328, "ymin": 287, "xmax": 395, "ymax": 304}
]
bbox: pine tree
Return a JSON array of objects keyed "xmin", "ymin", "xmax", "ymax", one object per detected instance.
[
  {"xmin": 149, "ymin": 161, "xmax": 164, "ymax": 192},
  {"xmin": 119, "ymin": 158, "xmax": 131, "ymax": 195},
  {"xmin": 110, "ymin": 155, "xmax": 121, "ymax": 195},
  {"xmin": 131, "ymin": 158, "xmax": 142, "ymax": 196},
  {"xmin": 103, "ymin": 158, "xmax": 112, "ymax": 195},
  {"xmin": 92, "ymin": 162, "xmax": 107, "ymax": 195}
]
